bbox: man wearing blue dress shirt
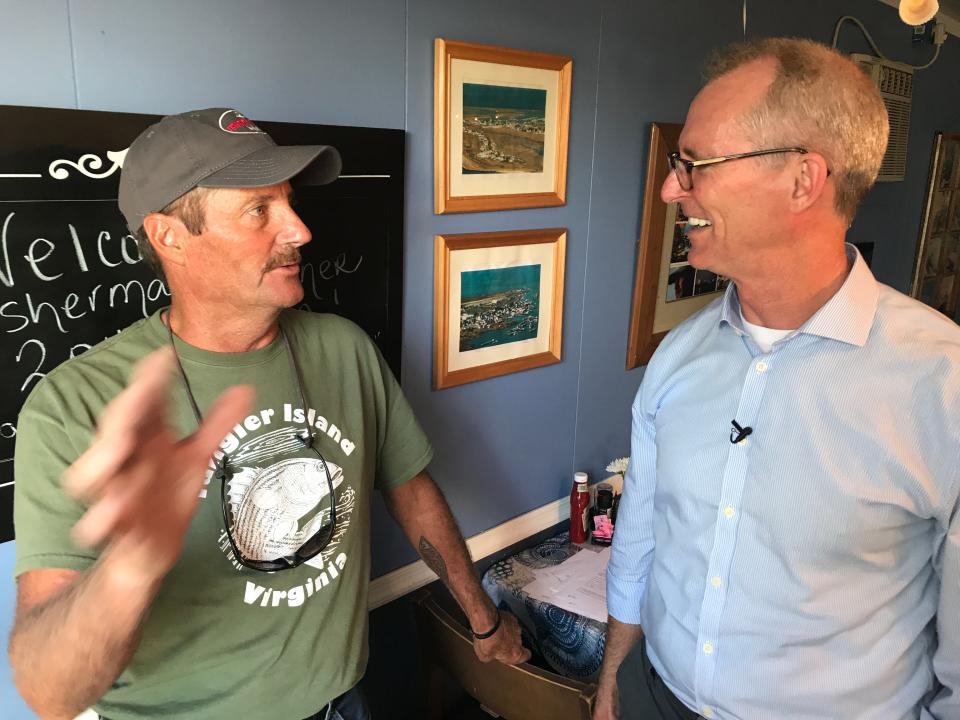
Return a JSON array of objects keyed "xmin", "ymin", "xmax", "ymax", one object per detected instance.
[{"xmin": 595, "ymin": 38, "xmax": 960, "ymax": 720}]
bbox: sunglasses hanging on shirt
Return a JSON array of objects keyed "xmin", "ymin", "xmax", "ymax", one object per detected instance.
[{"xmin": 165, "ymin": 311, "xmax": 337, "ymax": 572}]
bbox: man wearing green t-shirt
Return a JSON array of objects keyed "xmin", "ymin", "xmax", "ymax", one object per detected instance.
[{"xmin": 9, "ymin": 108, "xmax": 529, "ymax": 720}]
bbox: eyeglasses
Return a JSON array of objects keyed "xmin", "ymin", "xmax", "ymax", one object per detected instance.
[
  {"xmin": 216, "ymin": 429, "xmax": 337, "ymax": 572},
  {"xmin": 667, "ymin": 147, "xmax": 810, "ymax": 191}
]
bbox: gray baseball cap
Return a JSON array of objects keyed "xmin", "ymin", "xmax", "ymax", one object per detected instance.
[{"xmin": 118, "ymin": 108, "xmax": 342, "ymax": 233}]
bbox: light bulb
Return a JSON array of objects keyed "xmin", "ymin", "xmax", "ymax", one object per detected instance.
[{"xmin": 899, "ymin": 0, "xmax": 939, "ymax": 25}]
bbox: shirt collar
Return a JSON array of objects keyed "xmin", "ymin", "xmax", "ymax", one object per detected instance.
[{"xmin": 719, "ymin": 243, "xmax": 879, "ymax": 347}]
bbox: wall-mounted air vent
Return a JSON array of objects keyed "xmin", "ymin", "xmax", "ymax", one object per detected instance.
[{"xmin": 851, "ymin": 53, "xmax": 914, "ymax": 182}]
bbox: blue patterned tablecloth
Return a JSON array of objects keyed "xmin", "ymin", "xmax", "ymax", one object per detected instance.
[{"xmin": 481, "ymin": 531, "xmax": 607, "ymax": 682}]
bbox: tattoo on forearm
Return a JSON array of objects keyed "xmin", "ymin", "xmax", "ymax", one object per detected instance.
[{"xmin": 419, "ymin": 537, "xmax": 449, "ymax": 586}]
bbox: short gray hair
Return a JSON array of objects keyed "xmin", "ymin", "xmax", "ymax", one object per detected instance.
[
  {"xmin": 705, "ymin": 38, "xmax": 888, "ymax": 220},
  {"xmin": 133, "ymin": 186, "xmax": 212, "ymax": 284}
]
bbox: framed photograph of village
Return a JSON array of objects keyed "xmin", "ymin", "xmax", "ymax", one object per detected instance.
[
  {"xmin": 626, "ymin": 122, "xmax": 730, "ymax": 369},
  {"xmin": 434, "ymin": 228, "xmax": 566, "ymax": 389},
  {"xmin": 434, "ymin": 38, "xmax": 572, "ymax": 214}
]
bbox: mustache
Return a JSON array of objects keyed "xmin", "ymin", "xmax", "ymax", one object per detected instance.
[{"xmin": 263, "ymin": 250, "xmax": 302, "ymax": 272}]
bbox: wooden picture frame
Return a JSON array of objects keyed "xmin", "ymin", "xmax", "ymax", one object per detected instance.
[
  {"xmin": 625, "ymin": 122, "xmax": 730, "ymax": 369},
  {"xmin": 910, "ymin": 131, "xmax": 960, "ymax": 317},
  {"xmin": 434, "ymin": 38, "xmax": 572, "ymax": 214},
  {"xmin": 434, "ymin": 228, "xmax": 566, "ymax": 389}
]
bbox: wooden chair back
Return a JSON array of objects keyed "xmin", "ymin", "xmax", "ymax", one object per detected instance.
[{"xmin": 412, "ymin": 588, "xmax": 596, "ymax": 720}]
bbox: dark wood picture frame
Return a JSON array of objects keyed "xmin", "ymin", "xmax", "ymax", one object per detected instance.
[
  {"xmin": 910, "ymin": 131, "xmax": 960, "ymax": 317},
  {"xmin": 626, "ymin": 123, "xmax": 677, "ymax": 368},
  {"xmin": 626, "ymin": 122, "xmax": 734, "ymax": 369}
]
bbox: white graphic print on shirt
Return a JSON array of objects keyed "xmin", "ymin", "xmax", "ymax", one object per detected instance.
[{"xmin": 204, "ymin": 402, "xmax": 358, "ymax": 607}]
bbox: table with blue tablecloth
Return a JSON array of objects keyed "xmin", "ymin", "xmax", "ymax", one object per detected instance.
[{"xmin": 481, "ymin": 531, "xmax": 607, "ymax": 682}]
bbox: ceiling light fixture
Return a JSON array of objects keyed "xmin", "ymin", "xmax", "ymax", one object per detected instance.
[{"xmin": 899, "ymin": 0, "xmax": 939, "ymax": 25}]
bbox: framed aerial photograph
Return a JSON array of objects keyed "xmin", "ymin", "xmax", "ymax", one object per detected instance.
[
  {"xmin": 434, "ymin": 38, "xmax": 572, "ymax": 214},
  {"xmin": 911, "ymin": 132, "xmax": 960, "ymax": 318},
  {"xmin": 626, "ymin": 122, "xmax": 730, "ymax": 369},
  {"xmin": 434, "ymin": 228, "xmax": 566, "ymax": 389}
]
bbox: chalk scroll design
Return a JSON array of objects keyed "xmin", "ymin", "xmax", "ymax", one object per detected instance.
[{"xmin": 48, "ymin": 148, "xmax": 129, "ymax": 180}]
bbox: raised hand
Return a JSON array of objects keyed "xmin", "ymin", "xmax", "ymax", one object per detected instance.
[{"xmin": 63, "ymin": 346, "xmax": 253, "ymax": 584}]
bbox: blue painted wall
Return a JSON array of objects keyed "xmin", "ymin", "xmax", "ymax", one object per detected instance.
[{"xmin": 2, "ymin": 1, "xmax": 958, "ymax": 716}]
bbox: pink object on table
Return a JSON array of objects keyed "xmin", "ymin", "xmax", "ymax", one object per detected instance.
[{"xmin": 592, "ymin": 514, "xmax": 614, "ymax": 543}]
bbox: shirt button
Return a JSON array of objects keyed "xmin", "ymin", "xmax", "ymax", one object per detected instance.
[
  {"xmin": 724, "ymin": 505, "xmax": 735, "ymax": 519},
  {"xmin": 756, "ymin": 360, "xmax": 768, "ymax": 372},
  {"xmin": 711, "ymin": 576, "xmax": 722, "ymax": 588},
  {"xmin": 703, "ymin": 642, "xmax": 714, "ymax": 654},
  {"xmin": 702, "ymin": 707, "xmax": 714, "ymax": 718}
]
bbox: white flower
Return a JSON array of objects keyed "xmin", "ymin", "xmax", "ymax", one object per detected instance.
[{"xmin": 606, "ymin": 456, "xmax": 629, "ymax": 474}]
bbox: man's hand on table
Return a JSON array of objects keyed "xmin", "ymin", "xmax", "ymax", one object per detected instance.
[{"xmin": 473, "ymin": 611, "xmax": 531, "ymax": 665}]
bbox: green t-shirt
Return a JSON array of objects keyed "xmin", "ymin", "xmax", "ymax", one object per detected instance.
[{"xmin": 14, "ymin": 309, "xmax": 433, "ymax": 719}]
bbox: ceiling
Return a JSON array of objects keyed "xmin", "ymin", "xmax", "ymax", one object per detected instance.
[{"xmin": 940, "ymin": 0, "xmax": 960, "ymax": 23}]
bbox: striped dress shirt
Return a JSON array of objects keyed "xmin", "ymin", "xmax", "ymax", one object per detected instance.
[{"xmin": 608, "ymin": 245, "xmax": 960, "ymax": 719}]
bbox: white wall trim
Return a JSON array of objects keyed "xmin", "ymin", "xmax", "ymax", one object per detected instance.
[
  {"xmin": 367, "ymin": 494, "xmax": 568, "ymax": 610},
  {"xmin": 875, "ymin": 0, "xmax": 960, "ymax": 38}
]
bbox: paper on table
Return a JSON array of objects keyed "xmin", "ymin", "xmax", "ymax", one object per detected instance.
[{"xmin": 522, "ymin": 546, "xmax": 610, "ymax": 623}]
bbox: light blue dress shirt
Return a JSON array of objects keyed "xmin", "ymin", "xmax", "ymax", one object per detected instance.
[{"xmin": 608, "ymin": 246, "xmax": 960, "ymax": 720}]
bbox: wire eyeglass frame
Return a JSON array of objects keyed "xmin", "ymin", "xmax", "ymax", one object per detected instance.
[{"xmin": 667, "ymin": 147, "xmax": 810, "ymax": 191}]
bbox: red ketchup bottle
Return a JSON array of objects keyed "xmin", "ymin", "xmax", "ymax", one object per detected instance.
[{"xmin": 570, "ymin": 471, "xmax": 590, "ymax": 543}]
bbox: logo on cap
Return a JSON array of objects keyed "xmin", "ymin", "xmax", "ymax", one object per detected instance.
[{"xmin": 218, "ymin": 109, "xmax": 265, "ymax": 135}]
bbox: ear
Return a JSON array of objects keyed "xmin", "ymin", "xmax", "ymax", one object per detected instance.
[
  {"xmin": 789, "ymin": 153, "xmax": 830, "ymax": 213},
  {"xmin": 142, "ymin": 212, "xmax": 188, "ymax": 268}
]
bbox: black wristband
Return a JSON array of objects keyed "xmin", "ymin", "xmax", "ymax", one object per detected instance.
[{"xmin": 472, "ymin": 609, "xmax": 501, "ymax": 640}]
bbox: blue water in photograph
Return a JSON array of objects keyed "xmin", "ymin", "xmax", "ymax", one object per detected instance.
[
  {"xmin": 460, "ymin": 264, "xmax": 541, "ymax": 352},
  {"xmin": 463, "ymin": 83, "xmax": 547, "ymax": 113}
]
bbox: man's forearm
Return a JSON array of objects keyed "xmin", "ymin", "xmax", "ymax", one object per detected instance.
[
  {"xmin": 598, "ymin": 616, "xmax": 644, "ymax": 694},
  {"xmin": 9, "ymin": 552, "xmax": 162, "ymax": 719},
  {"xmin": 384, "ymin": 473, "xmax": 497, "ymax": 631}
]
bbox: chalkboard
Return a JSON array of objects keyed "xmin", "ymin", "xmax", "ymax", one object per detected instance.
[{"xmin": 0, "ymin": 105, "xmax": 405, "ymax": 543}]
